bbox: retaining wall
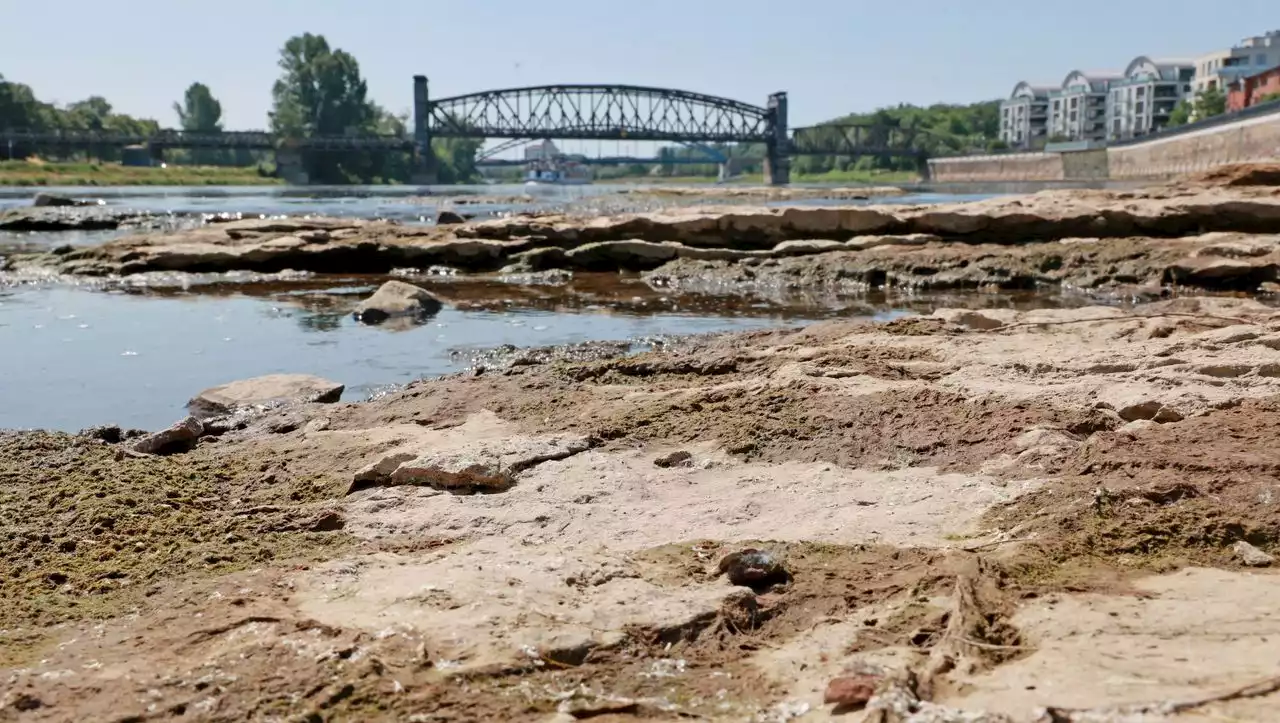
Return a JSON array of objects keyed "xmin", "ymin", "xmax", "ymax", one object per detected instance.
[
  {"xmin": 926, "ymin": 108, "xmax": 1280, "ymax": 183},
  {"xmin": 927, "ymin": 153, "xmax": 1064, "ymax": 183},
  {"xmin": 1107, "ymin": 112, "xmax": 1280, "ymax": 179}
]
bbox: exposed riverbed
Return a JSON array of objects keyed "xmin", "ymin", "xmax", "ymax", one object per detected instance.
[
  {"xmin": 0, "ymin": 183, "xmax": 998, "ymax": 431},
  {"xmin": 8, "ymin": 171, "xmax": 1280, "ymax": 722}
]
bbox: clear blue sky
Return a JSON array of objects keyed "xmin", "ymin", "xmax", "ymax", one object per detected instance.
[{"xmin": 3, "ymin": 0, "xmax": 1275, "ymax": 129}]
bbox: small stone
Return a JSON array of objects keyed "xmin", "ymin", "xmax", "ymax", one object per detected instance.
[
  {"xmin": 1118, "ymin": 400, "xmax": 1163, "ymax": 422},
  {"xmin": 823, "ymin": 674, "xmax": 880, "ymax": 708},
  {"xmin": 130, "ymin": 416, "xmax": 204, "ymax": 455},
  {"xmin": 1233, "ymin": 541, "xmax": 1274, "ymax": 567},
  {"xmin": 353, "ymin": 280, "xmax": 444, "ymax": 325},
  {"xmin": 718, "ymin": 548, "xmax": 788, "ymax": 589},
  {"xmin": 436, "ymin": 210, "xmax": 466, "ymax": 225},
  {"xmin": 653, "ymin": 450, "xmax": 694, "ymax": 468}
]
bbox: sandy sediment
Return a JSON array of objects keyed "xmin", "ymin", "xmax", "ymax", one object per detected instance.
[{"xmin": 5, "ymin": 294, "xmax": 1280, "ymax": 720}]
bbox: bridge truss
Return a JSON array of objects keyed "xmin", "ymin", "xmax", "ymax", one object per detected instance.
[
  {"xmin": 425, "ymin": 85, "xmax": 773, "ymax": 143},
  {"xmin": 789, "ymin": 123, "xmax": 926, "ymax": 158}
]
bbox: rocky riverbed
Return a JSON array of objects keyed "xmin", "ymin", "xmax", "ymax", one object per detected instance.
[
  {"xmin": 5, "ymin": 166, "xmax": 1280, "ymax": 295},
  {"xmin": 6, "ymin": 168, "xmax": 1280, "ymax": 722},
  {"xmin": 5, "ymin": 292, "xmax": 1280, "ymax": 721}
]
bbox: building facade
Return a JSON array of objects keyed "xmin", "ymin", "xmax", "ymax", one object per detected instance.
[
  {"xmin": 1000, "ymin": 82, "xmax": 1052, "ymax": 149},
  {"xmin": 1106, "ymin": 56, "xmax": 1195, "ymax": 140},
  {"xmin": 1228, "ymin": 66, "xmax": 1280, "ymax": 111},
  {"xmin": 1194, "ymin": 31, "xmax": 1280, "ymax": 96},
  {"xmin": 1048, "ymin": 70, "xmax": 1121, "ymax": 142}
]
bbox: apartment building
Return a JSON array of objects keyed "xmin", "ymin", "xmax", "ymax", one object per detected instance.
[
  {"xmin": 999, "ymin": 82, "xmax": 1052, "ymax": 149},
  {"xmin": 1194, "ymin": 31, "xmax": 1280, "ymax": 96},
  {"xmin": 1048, "ymin": 70, "xmax": 1121, "ymax": 142},
  {"xmin": 1106, "ymin": 56, "xmax": 1195, "ymax": 140}
]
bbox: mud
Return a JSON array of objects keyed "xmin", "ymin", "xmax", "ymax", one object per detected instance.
[{"xmin": 6, "ymin": 293, "xmax": 1280, "ymax": 721}]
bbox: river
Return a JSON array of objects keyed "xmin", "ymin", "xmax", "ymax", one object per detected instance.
[{"xmin": 0, "ymin": 183, "xmax": 1052, "ymax": 432}]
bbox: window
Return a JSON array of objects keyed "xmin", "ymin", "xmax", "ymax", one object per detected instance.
[
  {"xmin": 1260, "ymin": 54, "xmax": 1270, "ymax": 67},
  {"xmin": 1069, "ymin": 97, "xmax": 1078, "ymax": 108},
  {"xmin": 1136, "ymin": 101, "xmax": 1145, "ymax": 115},
  {"xmin": 1136, "ymin": 87, "xmax": 1146, "ymax": 98}
]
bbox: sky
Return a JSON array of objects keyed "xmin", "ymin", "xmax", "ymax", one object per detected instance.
[{"xmin": 2, "ymin": 0, "xmax": 1276, "ymax": 131}]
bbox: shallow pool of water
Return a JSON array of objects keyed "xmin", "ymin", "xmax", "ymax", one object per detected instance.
[{"xmin": 0, "ymin": 282, "xmax": 872, "ymax": 431}]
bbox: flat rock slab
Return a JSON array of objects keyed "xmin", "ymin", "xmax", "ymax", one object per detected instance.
[
  {"xmin": 188, "ymin": 374, "xmax": 344, "ymax": 418},
  {"xmin": 293, "ymin": 539, "xmax": 754, "ymax": 670},
  {"xmin": 348, "ymin": 410, "xmax": 591, "ymax": 494}
]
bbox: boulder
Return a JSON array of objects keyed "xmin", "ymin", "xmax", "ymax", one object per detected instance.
[
  {"xmin": 188, "ymin": 373, "xmax": 345, "ymax": 418},
  {"xmin": 353, "ymin": 280, "xmax": 444, "ymax": 325},
  {"xmin": 436, "ymin": 210, "xmax": 466, "ymax": 225},
  {"xmin": 563, "ymin": 240, "xmax": 678, "ymax": 271},
  {"xmin": 130, "ymin": 416, "xmax": 204, "ymax": 455},
  {"xmin": 32, "ymin": 192, "xmax": 88, "ymax": 208}
]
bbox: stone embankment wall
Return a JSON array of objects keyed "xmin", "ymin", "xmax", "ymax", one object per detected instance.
[
  {"xmin": 1107, "ymin": 112, "xmax": 1280, "ymax": 179},
  {"xmin": 926, "ymin": 153, "xmax": 1065, "ymax": 183},
  {"xmin": 927, "ymin": 110, "xmax": 1280, "ymax": 183}
]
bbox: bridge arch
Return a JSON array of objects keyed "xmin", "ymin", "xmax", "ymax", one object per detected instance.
[{"xmin": 424, "ymin": 84, "xmax": 773, "ymax": 143}]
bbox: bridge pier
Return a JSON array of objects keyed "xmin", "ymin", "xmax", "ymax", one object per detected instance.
[
  {"xmin": 412, "ymin": 75, "xmax": 438, "ymax": 185},
  {"xmin": 764, "ymin": 92, "xmax": 790, "ymax": 186},
  {"xmin": 274, "ymin": 146, "xmax": 309, "ymax": 184}
]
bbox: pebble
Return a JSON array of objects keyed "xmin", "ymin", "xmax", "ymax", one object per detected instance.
[
  {"xmin": 1233, "ymin": 540, "xmax": 1274, "ymax": 567},
  {"xmin": 823, "ymin": 674, "xmax": 881, "ymax": 708}
]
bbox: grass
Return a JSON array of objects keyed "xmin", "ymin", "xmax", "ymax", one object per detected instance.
[
  {"xmin": 0, "ymin": 159, "xmax": 283, "ymax": 186},
  {"xmin": 789, "ymin": 168, "xmax": 918, "ymax": 184}
]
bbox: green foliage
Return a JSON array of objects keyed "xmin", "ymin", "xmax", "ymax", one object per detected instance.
[
  {"xmin": 1168, "ymin": 100, "xmax": 1192, "ymax": 127},
  {"xmin": 1193, "ymin": 87, "xmax": 1227, "ymax": 120},
  {"xmin": 790, "ymin": 101, "xmax": 999, "ymax": 176},
  {"xmin": 174, "ymin": 83, "xmax": 223, "ymax": 133},
  {"xmin": 1258, "ymin": 92, "xmax": 1280, "ymax": 105},
  {"xmin": 0, "ymin": 74, "xmax": 160, "ymax": 163},
  {"xmin": 267, "ymin": 33, "xmax": 475, "ymax": 184}
]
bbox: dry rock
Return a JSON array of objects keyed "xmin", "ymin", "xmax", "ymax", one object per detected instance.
[
  {"xmin": 824, "ymin": 674, "xmax": 881, "ymax": 708},
  {"xmin": 188, "ymin": 374, "xmax": 345, "ymax": 418},
  {"xmin": 130, "ymin": 416, "xmax": 204, "ymax": 455},
  {"xmin": 1233, "ymin": 540, "xmax": 1274, "ymax": 567}
]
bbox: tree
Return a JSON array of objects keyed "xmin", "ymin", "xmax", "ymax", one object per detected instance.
[
  {"xmin": 269, "ymin": 33, "xmax": 378, "ymax": 183},
  {"xmin": 174, "ymin": 83, "xmax": 223, "ymax": 133},
  {"xmin": 1192, "ymin": 87, "xmax": 1227, "ymax": 121},
  {"xmin": 1168, "ymin": 100, "xmax": 1192, "ymax": 127}
]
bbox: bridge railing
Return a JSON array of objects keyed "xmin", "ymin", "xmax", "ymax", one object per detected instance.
[{"xmin": 0, "ymin": 129, "xmax": 414, "ymax": 151}]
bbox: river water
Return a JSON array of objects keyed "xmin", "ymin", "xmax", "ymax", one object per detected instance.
[{"xmin": 0, "ymin": 183, "xmax": 1029, "ymax": 432}]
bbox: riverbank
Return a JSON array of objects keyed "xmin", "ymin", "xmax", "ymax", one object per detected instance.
[
  {"xmin": 0, "ymin": 160, "xmax": 282, "ymax": 186},
  {"xmin": 5, "ymin": 294, "xmax": 1280, "ymax": 720},
  {"xmin": 5, "ymin": 168, "xmax": 1280, "ymax": 721}
]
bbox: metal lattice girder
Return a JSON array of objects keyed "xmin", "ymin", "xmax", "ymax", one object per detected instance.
[
  {"xmin": 0, "ymin": 129, "xmax": 412, "ymax": 152},
  {"xmin": 789, "ymin": 123, "xmax": 924, "ymax": 157},
  {"xmin": 428, "ymin": 85, "xmax": 773, "ymax": 143}
]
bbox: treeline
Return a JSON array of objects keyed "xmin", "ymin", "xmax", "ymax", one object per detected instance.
[
  {"xmin": 1, "ymin": 33, "xmax": 481, "ymax": 184},
  {"xmin": 791, "ymin": 100, "xmax": 1001, "ymax": 175}
]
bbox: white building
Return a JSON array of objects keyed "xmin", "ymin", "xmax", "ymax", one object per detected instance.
[
  {"xmin": 1193, "ymin": 31, "xmax": 1280, "ymax": 96},
  {"xmin": 523, "ymin": 140, "xmax": 560, "ymax": 161},
  {"xmin": 999, "ymin": 82, "xmax": 1052, "ymax": 149},
  {"xmin": 1106, "ymin": 56, "xmax": 1195, "ymax": 140},
  {"xmin": 1049, "ymin": 70, "xmax": 1122, "ymax": 142}
]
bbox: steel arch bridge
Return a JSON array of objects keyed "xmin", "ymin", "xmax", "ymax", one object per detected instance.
[{"xmin": 423, "ymin": 84, "xmax": 774, "ymax": 143}]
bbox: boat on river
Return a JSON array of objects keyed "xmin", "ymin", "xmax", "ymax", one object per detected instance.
[{"xmin": 524, "ymin": 158, "xmax": 592, "ymax": 186}]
